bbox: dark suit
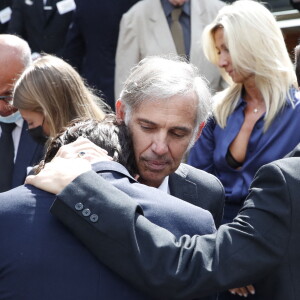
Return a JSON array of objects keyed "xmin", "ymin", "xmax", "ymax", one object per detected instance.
[
  {"xmin": 0, "ymin": 120, "xmax": 43, "ymax": 190},
  {"xmin": 62, "ymin": 0, "xmax": 139, "ymax": 109},
  {"xmin": 0, "ymin": 161, "xmax": 216, "ymax": 299},
  {"xmin": 12, "ymin": 121, "xmax": 44, "ymax": 188},
  {"xmin": 8, "ymin": 0, "xmax": 73, "ymax": 55},
  {"xmin": 290, "ymin": 0, "xmax": 300, "ymax": 10},
  {"xmin": 51, "ymin": 158, "xmax": 300, "ymax": 300},
  {"xmin": 0, "ymin": 0, "xmax": 12, "ymax": 33}
]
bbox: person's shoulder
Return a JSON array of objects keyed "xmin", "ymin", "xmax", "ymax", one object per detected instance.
[
  {"xmin": 92, "ymin": 161, "xmax": 136, "ymax": 182},
  {"xmin": 0, "ymin": 184, "xmax": 54, "ymax": 213},
  {"xmin": 270, "ymin": 156, "xmax": 300, "ymax": 172},
  {"xmin": 176, "ymin": 163, "xmax": 223, "ymax": 191},
  {"xmin": 124, "ymin": 0, "xmax": 154, "ymax": 16},
  {"xmin": 119, "ymin": 0, "xmax": 156, "ymax": 30},
  {"xmin": 279, "ymin": 89, "xmax": 300, "ymax": 118},
  {"xmin": 194, "ymin": 0, "xmax": 226, "ymax": 11},
  {"xmin": 255, "ymin": 157, "xmax": 300, "ymax": 185}
]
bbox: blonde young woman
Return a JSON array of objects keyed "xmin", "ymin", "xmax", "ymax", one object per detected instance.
[
  {"xmin": 187, "ymin": 1, "xmax": 300, "ymax": 298},
  {"xmin": 13, "ymin": 55, "xmax": 108, "ymax": 144},
  {"xmin": 189, "ymin": 0, "xmax": 300, "ymax": 223}
]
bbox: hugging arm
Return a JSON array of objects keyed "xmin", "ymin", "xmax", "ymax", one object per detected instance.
[{"xmin": 51, "ymin": 162, "xmax": 291, "ymax": 299}]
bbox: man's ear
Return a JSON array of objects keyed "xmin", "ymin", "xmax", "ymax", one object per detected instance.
[
  {"xmin": 195, "ymin": 121, "xmax": 205, "ymax": 140},
  {"xmin": 115, "ymin": 99, "xmax": 125, "ymax": 123}
]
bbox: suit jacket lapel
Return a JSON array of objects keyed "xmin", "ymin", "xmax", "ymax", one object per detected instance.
[
  {"xmin": 169, "ymin": 164, "xmax": 198, "ymax": 206},
  {"xmin": 148, "ymin": 0, "xmax": 177, "ymax": 54}
]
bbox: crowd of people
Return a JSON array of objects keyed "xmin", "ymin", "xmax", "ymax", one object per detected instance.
[{"xmin": 0, "ymin": 0, "xmax": 300, "ymax": 299}]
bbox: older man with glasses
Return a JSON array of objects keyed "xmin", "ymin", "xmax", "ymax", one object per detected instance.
[{"xmin": 0, "ymin": 34, "xmax": 43, "ymax": 192}]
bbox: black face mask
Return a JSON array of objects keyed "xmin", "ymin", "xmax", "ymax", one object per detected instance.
[{"xmin": 27, "ymin": 125, "xmax": 48, "ymax": 145}]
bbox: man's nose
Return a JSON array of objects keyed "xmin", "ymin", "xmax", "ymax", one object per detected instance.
[{"xmin": 151, "ymin": 134, "xmax": 169, "ymax": 156}]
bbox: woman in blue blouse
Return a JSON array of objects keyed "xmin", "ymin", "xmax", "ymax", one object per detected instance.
[
  {"xmin": 188, "ymin": 1, "xmax": 300, "ymax": 298},
  {"xmin": 188, "ymin": 2, "xmax": 300, "ymax": 228}
]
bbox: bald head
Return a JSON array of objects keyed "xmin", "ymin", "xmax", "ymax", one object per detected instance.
[{"xmin": 0, "ymin": 34, "xmax": 31, "ymax": 116}]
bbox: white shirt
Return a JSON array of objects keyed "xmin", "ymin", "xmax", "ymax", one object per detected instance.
[{"xmin": 157, "ymin": 176, "xmax": 170, "ymax": 194}]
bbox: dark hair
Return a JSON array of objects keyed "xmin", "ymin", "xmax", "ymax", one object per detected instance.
[{"xmin": 36, "ymin": 115, "xmax": 137, "ymax": 176}]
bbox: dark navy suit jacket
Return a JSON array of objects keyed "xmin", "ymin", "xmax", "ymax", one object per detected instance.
[
  {"xmin": 8, "ymin": 0, "xmax": 73, "ymax": 55},
  {"xmin": 0, "ymin": 161, "xmax": 215, "ymax": 299},
  {"xmin": 12, "ymin": 121, "xmax": 44, "ymax": 189},
  {"xmin": 52, "ymin": 158, "xmax": 300, "ymax": 300}
]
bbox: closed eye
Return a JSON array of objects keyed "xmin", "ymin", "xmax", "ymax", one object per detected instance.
[
  {"xmin": 170, "ymin": 130, "xmax": 188, "ymax": 138},
  {"xmin": 140, "ymin": 125, "xmax": 154, "ymax": 131}
]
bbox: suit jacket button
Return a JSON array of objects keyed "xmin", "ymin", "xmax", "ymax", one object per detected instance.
[
  {"xmin": 82, "ymin": 208, "xmax": 91, "ymax": 217},
  {"xmin": 75, "ymin": 202, "xmax": 84, "ymax": 211},
  {"xmin": 90, "ymin": 214, "xmax": 99, "ymax": 223}
]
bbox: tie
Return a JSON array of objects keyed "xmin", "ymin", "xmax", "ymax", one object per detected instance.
[
  {"xmin": 0, "ymin": 122, "xmax": 16, "ymax": 192},
  {"xmin": 170, "ymin": 7, "xmax": 186, "ymax": 57}
]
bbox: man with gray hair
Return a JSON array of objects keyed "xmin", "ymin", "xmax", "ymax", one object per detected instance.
[
  {"xmin": 0, "ymin": 34, "xmax": 43, "ymax": 192},
  {"xmin": 25, "ymin": 55, "xmax": 224, "ymax": 299},
  {"xmin": 28, "ymin": 55, "xmax": 224, "ymax": 227},
  {"xmin": 28, "ymin": 56, "xmax": 300, "ymax": 300}
]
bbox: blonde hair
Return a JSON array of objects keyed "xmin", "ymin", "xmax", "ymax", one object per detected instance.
[
  {"xmin": 202, "ymin": 0, "xmax": 297, "ymax": 131},
  {"xmin": 13, "ymin": 55, "xmax": 107, "ymax": 137}
]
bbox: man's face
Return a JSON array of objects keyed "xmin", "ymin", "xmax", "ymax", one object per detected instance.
[
  {"xmin": 118, "ymin": 94, "xmax": 198, "ymax": 188},
  {"xmin": 0, "ymin": 59, "xmax": 23, "ymax": 117}
]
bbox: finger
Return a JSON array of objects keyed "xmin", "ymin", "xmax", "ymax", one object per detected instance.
[
  {"xmin": 239, "ymin": 287, "xmax": 248, "ymax": 297},
  {"xmin": 56, "ymin": 138, "xmax": 108, "ymax": 159},
  {"xmin": 229, "ymin": 287, "xmax": 248, "ymax": 297},
  {"xmin": 25, "ymin": 175, "xmax": 35, "ymax": 185},
  {"xmin": 246, "ymin": 285, "xmax": 255, "ymax": 295}
]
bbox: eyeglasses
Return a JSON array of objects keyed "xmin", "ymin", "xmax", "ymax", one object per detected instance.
[{"xmin": 0, "ymin": 95, "xmax": 12, "ymax": 103}]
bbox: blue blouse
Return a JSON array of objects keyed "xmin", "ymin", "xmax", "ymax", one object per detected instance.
[{"xmin": 188, "ymin": 88, "xmax": 300, "ymax": 223}]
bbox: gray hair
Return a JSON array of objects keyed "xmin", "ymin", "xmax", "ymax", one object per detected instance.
[
  {"xmin": 0, "ymin": 34, "xmax": 32, "ymax": 68},
  {"xmin": 120, "ymin": 55, "xmax": 212, "ymax": 146}
]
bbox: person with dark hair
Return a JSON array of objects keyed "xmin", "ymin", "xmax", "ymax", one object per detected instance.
[
  {"xmin": 24, "ymin": 4, "xmax": 300, "ymax": 298},
  {"xmin": 38, "ymin": 115, "xmax": 137, "ymax": 177},
  {"xmin": 0, "ymin": 116, "xmax": 216, "ymax": 300}
]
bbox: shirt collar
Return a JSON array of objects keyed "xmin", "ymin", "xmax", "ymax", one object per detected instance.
[
  {"xmin": 15, "ymin": 117, "xmax": 24, "ymax": 129},
  {"xmin": 157, "ymin": 175, "xmax": 170, "ymax": 194}
]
